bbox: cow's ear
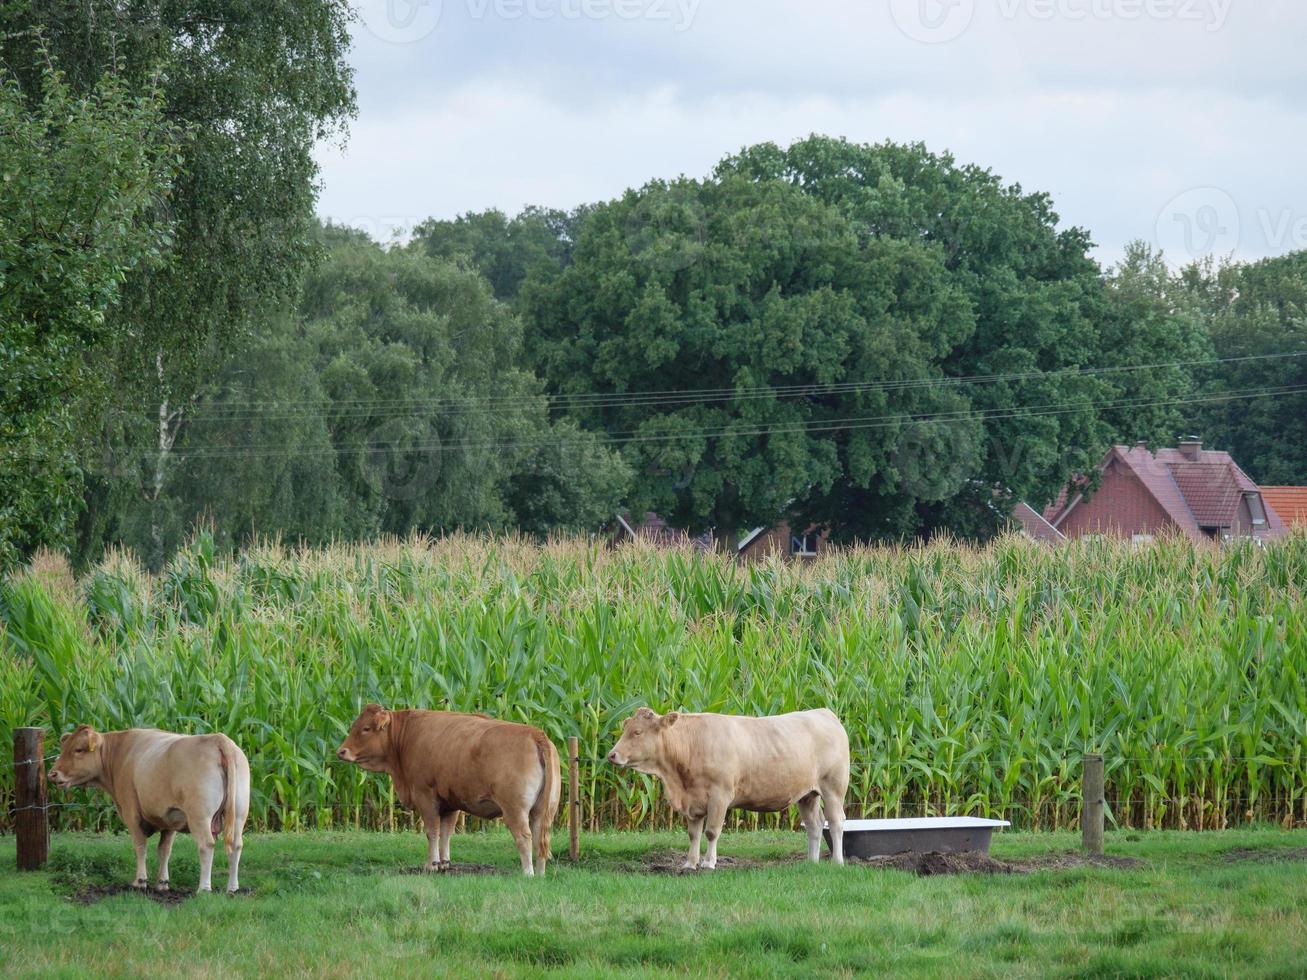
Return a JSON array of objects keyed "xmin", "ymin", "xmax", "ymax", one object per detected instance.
[
  {"xmin": 60, "ymin": 732, "xmax": 73, "ymax": 748},
  {"xmin": 86, "ymin": 730, "xmax": 103, "ymax": 752},
  {"xmin": 374, "ymin": 709, "xmax": 392, "ymax": 732},
  {"xmin": 661, "ymin": 712, "xmax": 679, "ymax": 729}
]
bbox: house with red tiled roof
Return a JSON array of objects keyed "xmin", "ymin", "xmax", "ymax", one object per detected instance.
[
  {"xmin": 1038, "ymin": 441, "xmax": 1286, "ymax": 544},
  {"xmin": 1260, "ymin": 488, "xmax": 1307, "ymax": 528},
  {"xmin": 1011, "ymin": 502, "xmax": 1067, "ymax": 545}
]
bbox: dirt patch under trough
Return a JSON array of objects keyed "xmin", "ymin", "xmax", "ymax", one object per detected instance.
[
  {"xmin": 633, "ymin": 848, "xmax": 1144, "ymax": 877},
  {"xmin": 852, "ymin": 851, "xmax": 1019, "ymax": 876},
  {"xmin": 1220, "ymin": 847, "xmax": 1307, "ymax": 865},
  {"xmin": 855, "ymin": 849, "xmax": 1144, "ymax": 875}
]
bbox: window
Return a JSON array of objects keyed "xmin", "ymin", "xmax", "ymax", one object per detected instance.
[
  {"xmin": 1246, "ymin": 493, "xmax": 1268, "ymax": 527},
  {"xmin": 791, "ymin": 534, "xmax": 819, "ymax": 557}
]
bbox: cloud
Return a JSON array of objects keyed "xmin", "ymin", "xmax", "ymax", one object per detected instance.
[{"xmin": 319, "ymin": 0, "xmax": 1307, "ymax": 264}]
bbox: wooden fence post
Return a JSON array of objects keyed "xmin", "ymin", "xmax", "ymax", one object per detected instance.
[
  {"xmin": 1082, "ymin": 752, "xmax": 1105, "ymax": 856},
  {"xmin": 567, "ymin": 736, "xmax": 580, "ymax": 862},
  {"xmin": 14, "ymin": 727, "xmax": 49, "ymax": 871}
]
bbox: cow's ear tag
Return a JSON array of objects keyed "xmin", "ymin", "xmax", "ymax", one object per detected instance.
[{"xmin": 662, "ymin": 712, "xmax": 679, "ymax": 729}]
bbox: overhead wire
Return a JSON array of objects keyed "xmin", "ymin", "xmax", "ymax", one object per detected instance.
[
  {"xmin": 147, "ymin": 350, "xmax": 1307, "ymax": 423},
  {"xmin": 84, "ymin": 380, "xmax": 1307, "ymax": 462}
]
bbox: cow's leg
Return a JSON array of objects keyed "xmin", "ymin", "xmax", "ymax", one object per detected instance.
[
  {"xmin": 129, "ymin": 825, "xmax": 150, "ymax": 890},
  {"xmin": 191, "ymin": 816, "xmax": 217, "ymax": 893},
  {"xmin": 225, "ymin": 823, "xmax": 244, "ymax": 894},
  {"xmin": 155, "ymin": 830, "xmax": 177, "ymax": 891},
  {"xmin": 683, "ymin": 815, "xmax": 704, "ymax": 870},
  {"xmin": 415, "ymin": 799, "xmax": 441, "ymax": 871},
  {"xmin": 502, "ymin": 807, "xmax": 535, "ymax": 877},
  {"xmin": 798, "ymin": 792, "xmax": 823, "ymax": 863},
  {"xmin": 438, "ymin": 811, "xmax": 458, "ymax": 868},
  {"xmin": 529, "ymin": 807, "xmax": 548, "ymax": 877},
  {"xmin": 701, "ymin": 795, "xmax": 730, "ymax": 871},
  {"xmin": 821, "ymin": 784, "xmax": 847, "ymax": 866}
]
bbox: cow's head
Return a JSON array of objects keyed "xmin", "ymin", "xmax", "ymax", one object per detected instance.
[
  {"xmin": 607, "ymin": 707, "xmax": 678, "ymax": 773},
  {"xmin": 337, "ymin": 704, "xmax": 394, "ymax": 772},
  {"xmin": 49, "ymin": 725, "xmax": 105, "ymax": 788}
]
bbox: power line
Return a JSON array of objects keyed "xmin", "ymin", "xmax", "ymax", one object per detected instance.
[
  {"xmin": 85, "ymin": 381, "xmax": 1307, "ymax": 462},
  {"xmin": 119, "ymin": 350, "xmax": 1307, "ymax": 422}
]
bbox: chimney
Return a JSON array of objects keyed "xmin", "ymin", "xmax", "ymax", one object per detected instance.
[{"xmin": 1179, "ymin": 437, "xmax": 1202, "ymax": 461}]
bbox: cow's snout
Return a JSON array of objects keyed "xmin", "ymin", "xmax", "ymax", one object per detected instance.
[
  {"xmin": 606, "ymin": 750, "xmax": 621, "ymax": 765},
  {"xmin": 336, "ymin": 746, "xmax": 350, "ymax": 761}
]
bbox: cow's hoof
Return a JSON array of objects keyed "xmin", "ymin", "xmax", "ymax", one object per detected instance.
[
  {"xmin": 155, "ymin": 882, "xmax": 171, "ymax": 893},
  {"xmin": 196, "ymin": 886, "xmax": 213, "ymax": 894},
  {"xmin": 680, "ymin": 864, "xmax": 698, "ymax": 872},
  {"xmin": 131, "ymin": 879, "xmax": 149, "ymax": 891}
]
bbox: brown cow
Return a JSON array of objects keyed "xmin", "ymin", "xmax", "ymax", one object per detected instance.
[
  {"xmin": 48, "ymin": 725, "xmax": 250, "ymax": 893},
  {"xmin": 608, "ymin": 707, "xmax": 849, "ymax": 869},
  {"xmin": 336, "ymin": 705, "xmax": 560, "ymax": 876}
]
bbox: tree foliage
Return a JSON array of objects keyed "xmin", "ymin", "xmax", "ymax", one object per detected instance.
[
  {"xmin": 413, "ymin": 206, "xmax": 581, "ymax": 304},
  {"xmin": 1182, "ymin": 252, "xmax": 1307, "ymax": 485},
  {"xmin": 0, "ymin": 62, "xmax": 177, "ymax": 569},
  {"xmin": 78, "ymin": 230, "xmax": 632, "ymax": 558},
  {"xmin": 2, "ymin": 0, "xmax": 357, "ymax": 566},
  {"xmin": 523, "ymin": 137, "xmax": 1207, "ymax": 540}
]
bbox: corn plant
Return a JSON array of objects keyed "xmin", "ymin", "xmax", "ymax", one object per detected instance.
[{"xmin": 1, "ymin": 532, "xmax": 1304, "ymax": 832}]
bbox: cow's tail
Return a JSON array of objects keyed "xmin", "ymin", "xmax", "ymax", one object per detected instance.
[
  {"xmin": 532, "ymin": 733, "xmax": 561, "ymax": 864},
  {"xmin": 219, "ymin": 737, "xmax": 250, "ymax": 855}
]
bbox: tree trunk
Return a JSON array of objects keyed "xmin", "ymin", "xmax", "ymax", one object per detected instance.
[{"xmin": 149, "ymin": 350, "xmax": 181, "ymax": 567}]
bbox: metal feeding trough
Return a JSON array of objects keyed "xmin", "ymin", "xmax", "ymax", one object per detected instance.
[{"xmin": 825, "ymin": 817, "xmax": 1011, "ymax": 859}]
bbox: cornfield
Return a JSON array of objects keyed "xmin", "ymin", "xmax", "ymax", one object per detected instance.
[{"xmin": 2, "ymin": 532, "xmax": 1304, "ymax": 833}]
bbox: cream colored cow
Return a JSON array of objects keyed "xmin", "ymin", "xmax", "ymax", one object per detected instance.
[
  {"xmin": 608, "ymin": 707, "xmax": 849, "ymax": 869},
  {"xmin": 49, "ymin": 725, "xmax": 250, "ymax": 893}
]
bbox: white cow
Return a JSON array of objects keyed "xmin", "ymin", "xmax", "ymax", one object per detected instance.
[
  {"xmin": 49, "ymin": 725, "xmax": 250, "ymax": 893},
  {"xmin": 608, "ymin": 707, "xmax": 849, "ymax": 869}
]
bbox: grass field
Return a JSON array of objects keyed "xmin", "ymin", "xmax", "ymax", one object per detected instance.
[
  {"xmin": 3, "ymin": 533, "xmax": 1305, "ymax": 833},
  {"xmin": 1, "ymin": 829, "xmax": 1305, "ymax": 977}
]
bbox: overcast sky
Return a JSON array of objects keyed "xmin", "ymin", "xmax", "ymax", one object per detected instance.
[{"xmin": 315, "ymin": 0, "xmax": 1307, "ymax": 268}]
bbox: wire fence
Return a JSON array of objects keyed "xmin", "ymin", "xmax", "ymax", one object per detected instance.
[{"xmin": 6, "ymin": 735, "xmax": 1304, "ymax": 837}]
